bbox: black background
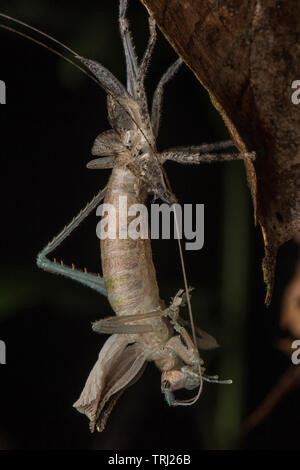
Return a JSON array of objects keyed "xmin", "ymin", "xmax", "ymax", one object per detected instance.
[{"xmin": 0, "ymin": 0, "xmax": 299, "ymax": 450}]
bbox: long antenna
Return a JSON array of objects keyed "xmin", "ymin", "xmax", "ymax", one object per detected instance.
[
  {"xmin": 0, "ymin": 13, "xmax": 77, "ymax": 55},
  {"xmin": 0, "ymin": 23, "xmax": 101, "ymax": 87},
  {"xmin": 172, "ymin": 200, "xmax": 203, "ymax": 405},
  {"xmin": 0, "ymin": 20, "xmax": 159, "ymax": 158}
]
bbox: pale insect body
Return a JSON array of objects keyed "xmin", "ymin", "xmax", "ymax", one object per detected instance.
[{"xmin": 1, "ymin": 0, "xmax": 254, "ymax": 431}]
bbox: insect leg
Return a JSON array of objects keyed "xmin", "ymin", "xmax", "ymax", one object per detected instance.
[
  {"xmin": 163, "ymin": 140, "xmax": 235, "ymax": 154},
  {"xmin": 160, "ymin": 149, "xmax": 256, "ymax": 164},
  {"xmin": 134, "ymin": 14, "xmax": 157, "ymax": 117},
  {"xmin": 136, "ymin": 14, "xmax": 156, "ymax": 87},
  {"xmin": 119, "ymin": 0, "xmax": 138, "ymax": 97},
  {"xmin": 151, "ymin": 58, "xmax": 183, "ymax": 138},
  {"xmin": 77, "ymin": 56, "xmax": 130, "ymax": 101},
  {"xmin": 37, "ymin": 187, "xmax": 107, "ymax": 296},
  {"xmin": 161, "ymin": 294, "xmax": 199, "ymax": 362},
  {"xmin": 164, "ymin": 335, "xmax": 202, "ymax": 366}
]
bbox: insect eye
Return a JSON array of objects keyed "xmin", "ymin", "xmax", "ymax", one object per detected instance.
[{"xmin": 162, "ymin": 380, "xmax": 171, "ymax": 390}]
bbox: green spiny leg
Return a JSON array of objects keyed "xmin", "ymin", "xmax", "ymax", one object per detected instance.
[{"xmin": 37, "ymin": 187, "xmax": 107, "ymax": 296}]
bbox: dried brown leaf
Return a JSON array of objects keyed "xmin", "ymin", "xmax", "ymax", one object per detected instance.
[{"xmin": 140, "ymin": 0, "xmax": 300, "ymax": 304}]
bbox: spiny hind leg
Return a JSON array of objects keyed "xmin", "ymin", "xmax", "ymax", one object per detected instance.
[
  {"xmin": 37, "ymin": 187, "xmax": 107, "ymax": 296},
  {"xmin": 162, "ymin": 288, "xmax": 193, "ymax": 324}
]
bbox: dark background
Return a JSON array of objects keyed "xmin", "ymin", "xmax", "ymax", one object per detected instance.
[{"xmin": 0, "ymin": 0, "xmax": 298, "ymax": 450}]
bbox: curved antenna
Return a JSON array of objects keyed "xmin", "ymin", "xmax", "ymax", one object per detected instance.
[
  {"xmin": 0, "ymin": 13, "xmax": 77, "ymax": 56},
  {"xmin": 0, "ymin": 23, "xmax": 101, "ymax": 87}
]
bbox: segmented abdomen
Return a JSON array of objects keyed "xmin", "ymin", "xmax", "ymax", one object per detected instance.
[{"xmin": 101, "ymin": 166, "xmax": 162, "ymax": 319}]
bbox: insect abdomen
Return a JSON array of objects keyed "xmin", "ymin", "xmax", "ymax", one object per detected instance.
[{"xmin": 101, "ymin": 166, "xmax": 161, "ymax": 318}]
